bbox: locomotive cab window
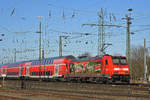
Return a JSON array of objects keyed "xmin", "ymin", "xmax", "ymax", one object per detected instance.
[
  {"xmin": 112, "ymin": 57, "xmax": 120, "ymax": 64},
  {"xmin": 120, "ymin": 58, "xmax": 127, "ymax": 65},
  {"xmin": 112, "ymin": 57, "xmax": 127, "ymax": 65}
]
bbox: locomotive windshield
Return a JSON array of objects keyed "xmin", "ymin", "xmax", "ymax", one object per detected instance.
[{"xmin": 112, "ymin": 57, "xmax": 127, "ymax": 65}]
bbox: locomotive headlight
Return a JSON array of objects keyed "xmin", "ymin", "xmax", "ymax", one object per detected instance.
[
  {"xmin": 114, "ymin": 68, "xmax": 120, "ymax": 70},
  {"xmin": 122, "ymin": 68, "xmax": 129, "ymax": 71},
  {"xmin": 114, "ymin": 68, "xmax": 129, "ymax": 71}
]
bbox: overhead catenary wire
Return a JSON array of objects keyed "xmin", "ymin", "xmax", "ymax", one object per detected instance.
[
  {"xmin": 132, "ymin": 28, "xmax": 150, "ymax": 33},
  {"xmin": 48, "ymin": 3, "xmax": 98, "ymax": 14}
]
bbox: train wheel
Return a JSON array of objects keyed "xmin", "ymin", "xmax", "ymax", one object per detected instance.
[
  {"xmin": 102, "ymin": 79, "xmax": 108, "ymax": 84},
  {"xmin": 125, "ymin": 80, "xmax": 130, "ymax": 85}
]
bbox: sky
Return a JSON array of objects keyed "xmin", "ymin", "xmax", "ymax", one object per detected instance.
[{"xmin": 0, "ymin": 0, "xmax": 150, "ymax": 63}]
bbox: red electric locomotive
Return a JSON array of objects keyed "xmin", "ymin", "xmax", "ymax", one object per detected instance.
[
  {"xmin": 0, "ymin": 55, "xmax": 130, "ymax": 83},
  {"xmin": 65, "ymin": 55, "xmax": 130, "ymax": 83}
]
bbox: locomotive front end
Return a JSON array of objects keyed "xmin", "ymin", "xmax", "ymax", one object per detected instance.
[{"xmin": 111, "ymin": 56, "xmax": 130, "ymax": 83}]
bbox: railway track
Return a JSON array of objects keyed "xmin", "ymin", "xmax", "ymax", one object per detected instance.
[
  {"xmin": 0, "ymin": 89, "xmax": 113, "ymax": 100},
  {"xmin": 1, "ymin": 80, "xmax": 150, "ymax": 100},
  {"xmin": 2, "ymin": 80, "xmax": 150, "ymax": 92},
  {"xmin": 0, "ymin": 88, "xmax": 149, "ymax": 100},
  {"xmin": 0, "ymin": 94, "xmax": 27, "ymax": 100}
]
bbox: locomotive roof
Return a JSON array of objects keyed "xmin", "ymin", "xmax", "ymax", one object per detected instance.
[
  {"xmin": 71, "ymin": 56, "xmax": 102, "ymax": 62},
  {"xmin": 112, "ymin": 56, "xmax": 126, "ymax": 59}
]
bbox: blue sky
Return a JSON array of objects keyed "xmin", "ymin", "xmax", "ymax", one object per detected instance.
[{"xmin": 0, "ymin": 0, "xmax": 150, "ymax": 63}]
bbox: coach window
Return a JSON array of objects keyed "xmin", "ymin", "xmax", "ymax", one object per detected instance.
[
  {"xmin": 48, "ymin": 71, "xmax": 50, "ymax": 76},
  {"xmin": 49, "ymin": 71, "xmax": 51, "ymax": 76},
  {"xmin": 105, "ymin": 60, "xmax": 108, "ymax": 65},
  {"xmin": 36, "ymin": 72, "xmax": 38, "ymax": 75},
  {"xmin": 50, "ymin": 71, "xmax": 53, "ymax": 76}
]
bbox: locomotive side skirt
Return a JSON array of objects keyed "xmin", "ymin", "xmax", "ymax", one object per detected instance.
[{"xmin": 65, "ymin": 74, "xmax": 109, "ymax": 78}]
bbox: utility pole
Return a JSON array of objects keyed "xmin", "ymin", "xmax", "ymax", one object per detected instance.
[
  {"xmin": 98, "ymin": 8, "xmax": 105, "ymax": 56},
  {"xmin": 83, "ymin": 8, "xmax": 110, "ymax": 56},
  {"xmin": 39, "ymin": 21, "xmax": 42, "ymax": 80},
  {"xmin": 0, "ymin": 34, "xmax": 4, "ymax": 64},
  {"xmin": 59, "ymin": 36, "xmax": 62, "ymax": 56},
  {"xmin": 122, "ymin": 9, "xmax": 133, "ymax": 79},
  {"xmin": 59, "ymin": 36, "xmax": 69, "ymax": 56},
  {"xmin": 44, "ymin": 18, "xmax": 48, "ymax": 58},
  {"xmin": 126, "ymin": 14, "xmax": 132, "ymax": 78},
  {"xmin": 144, "ymin": 38, "xmax": 147, "ymax": 81},
  {"xmin": 36, "ymin": 20, "xmax": 42, "ymax": 81},
  {"xmin": 83, "ymin": 8, "xmax": 122, "ymax": 56},
  {"xmin": 125, "ymin": 14, "xmax": 132, "ymax": 62},
  {"xmin": 42, "ymin": 49, "xmax": 44, "ymax": 59},
  {"xmin": 14, "ymin": 48, "xmax": 16, "ymax": 62}
]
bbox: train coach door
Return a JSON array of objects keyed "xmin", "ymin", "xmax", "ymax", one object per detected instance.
[
  {"xmin": 2, "ymin": 68, "xmax": 5, "ymax": 74},
  {"xmin": 19, "ymin": 66, "xmax": 23, "ymax": 77},
  {"xmin": 54, "ymin": 64, "xmax": 59, "ymax": 77},
  {"xmin": 2, "ymin": 67, "xmax": 7, "ymax": 76},
  {"xmin": 25, "ymin": 66, "xmax": 29, "ymax": 77}
]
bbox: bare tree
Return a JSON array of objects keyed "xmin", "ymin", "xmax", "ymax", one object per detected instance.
[
  {"xmin": 130, "ymin": 45, "xmax": 149, "ymax": 80},
  {"xmin": 146, "ymin": 56, "xmax": 150, "ymax": 80}
]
